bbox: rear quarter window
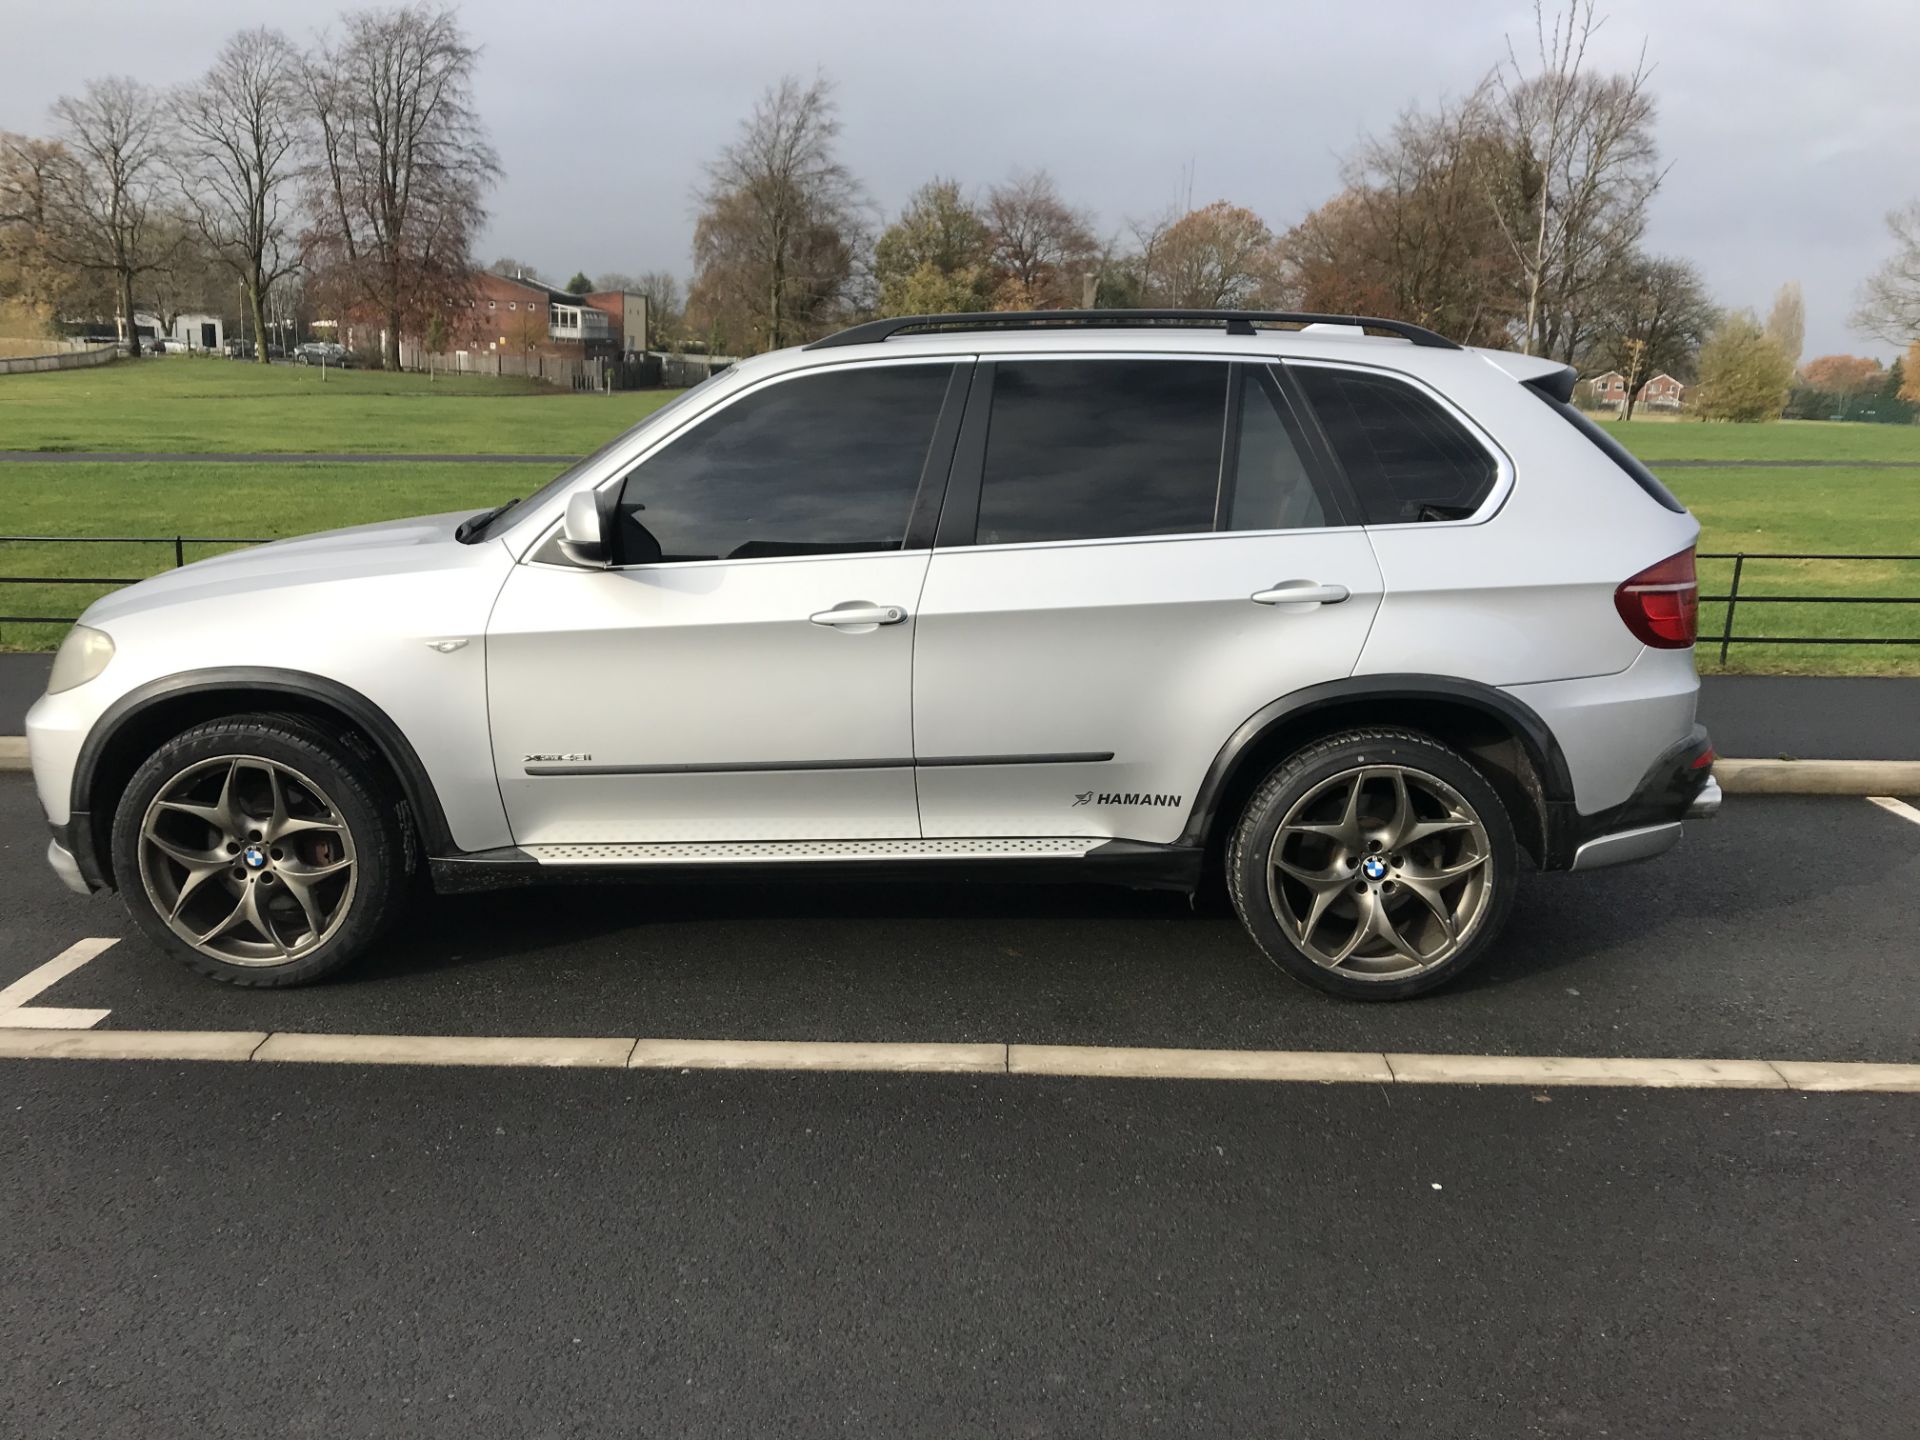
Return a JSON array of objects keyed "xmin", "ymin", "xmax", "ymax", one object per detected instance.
[{"xmin": 1289, "ymin": 365, "xmax": 1498, "ymax": 524}]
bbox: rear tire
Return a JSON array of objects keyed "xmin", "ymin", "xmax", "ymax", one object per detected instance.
[
  {"xmin": 1227, "ymin": 728, "xmax": 1517, "ymax": 1001},
  {"xmin": 111, "ymin": 713, "xmax": 411, "ymax": 987}
]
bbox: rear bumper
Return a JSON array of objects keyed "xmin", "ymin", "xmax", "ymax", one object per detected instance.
[{"xmin": 1547, "ymin": 724, "xmax": 1717, "ymax": 872}]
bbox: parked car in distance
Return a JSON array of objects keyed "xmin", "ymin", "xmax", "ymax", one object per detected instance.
[
  {"xmin": 225, "ymin": 340, "xmax": 255, "ymax": 360},
  {"xmin": 28, "ymin": 309, "xmax": 1719, "ymax": 1000},
  {"xmin": 293, "ymin": 342, "xmax": 348, "ymax": 366}
]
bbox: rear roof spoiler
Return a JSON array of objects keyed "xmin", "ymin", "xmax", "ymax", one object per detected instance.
[{"xmin": 1473, "ymin": 348, "xmax": 1577, "ymax": 402}]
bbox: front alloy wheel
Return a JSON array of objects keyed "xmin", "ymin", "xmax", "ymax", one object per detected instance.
[
  {"xmin": 113, "ymin": 714, "xmax": 410, "ymax": 986},
  {"xmin": 138, "ymin": 755, "xmax": 358, "ymax": 965}
]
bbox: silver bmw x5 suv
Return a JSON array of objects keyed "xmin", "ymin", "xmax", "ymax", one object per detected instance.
[{"xmin": 28, "ymin": 310, "xmax": 1720, "ymax": 1000}]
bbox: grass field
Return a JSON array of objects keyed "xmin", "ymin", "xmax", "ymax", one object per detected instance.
[
  {"xmin": 0, "ymin": 354, "xmax": 675, "ymax": 453},
  {"xmin": 2, "ymin": 359, "xmax": 1916, "ymax": 671},
  {"xmin": 1598, "ymin": 416, "xmax": 1920, "ymax": 463}
]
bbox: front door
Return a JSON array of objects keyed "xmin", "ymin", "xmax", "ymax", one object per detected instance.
[
  {"xmin": 912, "ymin": 356, "xmax": 1384, "ymax": 845},
  {"xmin": 487, "ymin": 359, "xmax": 964, "ymax": 846}
]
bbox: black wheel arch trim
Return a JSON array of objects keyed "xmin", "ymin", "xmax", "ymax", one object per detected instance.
[
  {"xmin": 1175, "ymin": 673, "xmax": 1576, "ymax": 849},
  {"xmin": 72, "ymin": 667, "xmax": 458, "ymax": 882}
]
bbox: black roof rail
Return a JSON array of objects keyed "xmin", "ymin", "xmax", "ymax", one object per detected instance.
[{"xmin": 804, "ymin": 309, "xmax": 1462, "ymax": 351}]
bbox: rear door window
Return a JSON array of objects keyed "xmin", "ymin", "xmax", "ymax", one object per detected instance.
[
  {"xmin": 972, "ymin": 359, "xmax": 1227, "ymax": 545},
  {"xmin": 1290, "ymin": 365, "xmax": 1497, "ymax": 524}
]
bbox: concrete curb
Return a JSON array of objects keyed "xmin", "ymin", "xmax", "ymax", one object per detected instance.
[
  {"xmin": 1714, "ymin": 757, "xmax": 1920, "ymax": 795},
  {"xmin": 0, "ymin": 738, "xmax": 1912, "ymax": 794}
]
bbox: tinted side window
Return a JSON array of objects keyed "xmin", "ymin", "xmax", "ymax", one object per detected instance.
[
  {"xmin": 1291, "ymin": 366, "xmax": 1497, "ymax": 524},
  {"xmin": 615, "ymin": 363, "xmax": 950, "ymax": 562},
  {"xmin": 1224, "ymin": 368, "xmax": 1327, "ymax": 531},
  {"xmin": 973, "ymin": 360, "xmax": 1226, "ymax": 545}
]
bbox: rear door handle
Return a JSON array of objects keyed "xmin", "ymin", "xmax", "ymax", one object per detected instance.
[
  {"xmin": 1251, "ymin": 581, "xmax": 1351, "ymax": 607},
  {"xmin": 809, "ymin": 602, "xmax": 908, "ymax": 628}
]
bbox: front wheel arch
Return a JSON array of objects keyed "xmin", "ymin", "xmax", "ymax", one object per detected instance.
[{"xmin": 75, "ymin": 669, "xmax": 444, "ymax": 889}]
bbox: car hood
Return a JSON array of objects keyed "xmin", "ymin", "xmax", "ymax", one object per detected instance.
[{"xmin": 83, "ymin": 512, "xmax": 501, "ymax": 624}]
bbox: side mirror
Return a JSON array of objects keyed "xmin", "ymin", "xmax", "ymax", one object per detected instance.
[{"xmin": 558, "ymin": 489, "xmax": 611, "ymax": 567}]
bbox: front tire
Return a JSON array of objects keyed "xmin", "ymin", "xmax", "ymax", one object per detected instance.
[
  {"xmin": 1227, "ymin": 728, "xmax": 1518, "ymax": 1001},
  {"xmin": 111, "ymin": 714, "xmax": 411, "ymax": 987}
]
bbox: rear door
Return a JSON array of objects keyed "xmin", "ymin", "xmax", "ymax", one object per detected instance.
[{"xmin": 911, "ymin": 355, "xmax": 1384, "ymax": 844}]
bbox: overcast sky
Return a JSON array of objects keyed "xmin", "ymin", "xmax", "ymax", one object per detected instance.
[{"xmin": 4, "ymin": 0, "xmax": 1916, "ymax": 358}]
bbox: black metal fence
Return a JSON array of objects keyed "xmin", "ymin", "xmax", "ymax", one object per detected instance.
[
  {"xmin": 1699, "ymin": 551, "xmax": 1920, "ymax": 663},
  {"xmin": 4, "ymin": 536, "xmax": 1919, "ymax": 662},
  {"xmin": 0, "ymin": 534, "xmax": 275, "ymax": 632}
]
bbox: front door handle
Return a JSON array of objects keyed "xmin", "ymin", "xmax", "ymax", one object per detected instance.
[
  {"xmin": 1251, "ymin": 580, "xmax": 1351, "ymax": 607},
  {"xmin": 809, "ymin": 602, "xmax": 909, "ymax": 628}
]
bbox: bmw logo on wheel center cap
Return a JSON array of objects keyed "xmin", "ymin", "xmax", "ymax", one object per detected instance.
[
  {"xmin": 243, "ymin": 846, "xmax": 268, "ymax": 870},
  {"xmin": 1361, "ymin": 855, "xmax": 1388, "ymax": 880}
]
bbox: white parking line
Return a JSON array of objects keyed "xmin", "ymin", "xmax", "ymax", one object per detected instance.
[
  {"xmin": 0, "ymin": 938, "xmax": 115, "ymax": 1030},
  {"xmin": 2, "ymin": 1027, "xmax": 1919, "ymax": 1091},
  {"xmin": 1867, "ymin": 796, "xmax": 1920, "ymax": 827}
]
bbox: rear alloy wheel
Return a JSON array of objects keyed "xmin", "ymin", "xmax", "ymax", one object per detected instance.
[
  {"xmin": 112, "ymin": 715, "xmax": 410, "ymax": 986},
  {"xmin": 1228, "ymin": 729, "xmax": 1517, "ymax": 1000}
]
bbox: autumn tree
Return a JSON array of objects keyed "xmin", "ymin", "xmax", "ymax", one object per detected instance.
[
  {"xmin": 0, "ymin": 132, "xmax": 92, "ymax": 324},
  {"xmin": 984, "ymin": 170, "xmax": 1097, "ymax": 309},
  {"xmin": 1799, "ymin": 354, "xmax": 1883, "ymax": 395},
  {"xmin": 1764, "ymin": 281, "xmax": 1804, "ymax": 368},
  {"xmin": 1483, "ymin": 1, "xmax": 1665, "ymax": 359},
  {"xmin": 1852, "ymin": 203, "xmax": 1920, "ymax": 345},
  {"xmin": 1132, "ymin": 201, "xmax": 1280, "ymax": 309},
  {"xmin": 171, "ymin": 28, "xmax": 306, "ymax": 364},
  {"xmin": 873, "ymin": 178, "xmax": 992, "ymax": 316},
  {"xmin": 1903, "ymin": 344, "xmax": 1920, "ymax": 404},
  {"xmin": 305, "ymin": 4, "xmax": 498, "ymax": 369},
  {"xmin": 1693, "ymin": 310, "xmax": 1794, "ymax": 422},
  {"xmin": 1280, "ymin": 100, "xmax": 1519, "ymax": 346},
  {"xmin": 43, "ymin": 77, "xmax": 173, "ymax": 355},
  {"xmin": 689, "ymin": 74, "xmax": 864, "ymax": 352},
  {"xmin": 1589, "ymin": 253, "xmax": 1714, "ymax": 418}
]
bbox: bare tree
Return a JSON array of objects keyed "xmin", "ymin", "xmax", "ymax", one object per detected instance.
[
  {"xmin": 1485, "ymin": 1, "xmax": 1665, "ymax": 358},
  {"xmin": 1591, "ymin": 253, "xmax": 1715, "ymax": 418},
  {"xmin": 1764, "ymin": 281, "xmax": 1804, "ymax": 368},
  {"xmin": 0, "ymin": 132, "xmax": 88, "ymax": 321},
  {"xmin": 1853, "ymin": 203, "xmax": 1920, "ymax": 344},
  {"xmin": 1280, "ymin": 97, "xmax": 1521, "ymax": 347},
  {"xmin": 489, "ymin": 255, "xmax": 543, "ymax": 282},
  {"xmin": 171, "ymin": 28, "xmax": 306, "ymax": 362},
  {"xmin": 984, "ymin": 170, "xmax": 1097, "ymax": 309},
  {"xmin": 689, "ymin": 74, "xmax": 865, "ymax": 351},
  {"xmin": 43, "ymin": 78, "xmax": 173, "ymax": 355},
  {"xmin": 304, "ymin": 4, "xmax": 498, "ymax": 369}
]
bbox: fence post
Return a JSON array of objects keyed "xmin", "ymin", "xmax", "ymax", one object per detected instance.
[
  {"xmin": 1718, "ymin": 552, "xmax": 1745, "ymax": 664},
  {"xmin": 174, "ymin": 536, "xmax": 185, "ymax": 569}
]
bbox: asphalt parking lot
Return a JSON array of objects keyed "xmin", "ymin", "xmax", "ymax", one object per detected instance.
[{"xmin": 3, "ymin": 774, "xmax": 1918, "ymax": 1436}]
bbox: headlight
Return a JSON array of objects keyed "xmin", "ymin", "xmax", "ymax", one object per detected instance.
[{"xmin": 47, "ymin": 625, "xmax": 115, "ymax": 694}]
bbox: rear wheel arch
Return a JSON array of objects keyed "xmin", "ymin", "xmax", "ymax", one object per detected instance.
[
  {"xmin": 1179, "ymin": 676, "xmax": 1571, "ymax": 870},
  {"xmin": 74, "ymin": 669, "xmax": 447, "ymax": 889}
]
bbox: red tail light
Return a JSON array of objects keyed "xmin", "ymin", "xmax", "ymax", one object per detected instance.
[{"xmin": 1615, "ymin": 548, "xmax": 1699, "ymax": 648}]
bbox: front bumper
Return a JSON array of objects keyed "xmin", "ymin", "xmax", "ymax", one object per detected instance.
[{"xmin": 1547, "ymin": 724, "xmax": 1718, "ymax": 872}]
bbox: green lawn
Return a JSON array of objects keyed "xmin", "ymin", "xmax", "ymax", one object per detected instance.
[
  {"xmin": 0, "ymin": 355, "xmax": 678, "ymax": 454},
  {"xmin": 1, "ymin": 359, "xmax": 1916, "ymax": 671},
  {"xmin": 0, "ymin": 461, "xmax": 556, "ymax": 650},
  {"xmin": 1661, "ymin": 467, "xmax": 1920, "ymax": 675},
  {"xmin": 1600, "ymin": 416, "xmax": 1920, "ymax": 463}
]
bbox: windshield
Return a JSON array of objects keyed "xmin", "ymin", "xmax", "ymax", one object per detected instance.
[{"xmin": 467, "ymin": 371, "xmax": 735, "ymax": 542}]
